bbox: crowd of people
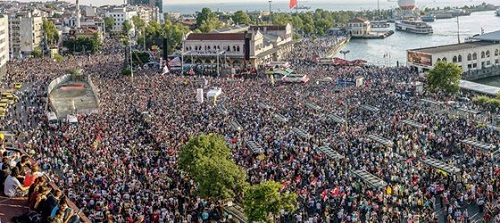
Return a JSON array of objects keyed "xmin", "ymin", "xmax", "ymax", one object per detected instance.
[{"xmin": 0, "ymin": 37, "xmax": 499, "ymax": 223}]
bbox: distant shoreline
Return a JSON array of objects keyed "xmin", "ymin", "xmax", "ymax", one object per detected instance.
[{"xmin": 164, "ymin": 1, "xmax": 499, "ymax": 14}]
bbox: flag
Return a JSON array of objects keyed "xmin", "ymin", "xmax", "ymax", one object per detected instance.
[{"xmin": 289, "ymin": 0, "xmax": 297, "ymax": 9}]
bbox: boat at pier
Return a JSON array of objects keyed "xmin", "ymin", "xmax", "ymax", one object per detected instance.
[
  {"xmin": 421, "ymin": 15, "xmax": 435, "ymax": 22},
  {"xmin": 395, "ymin": 20, "xmax": 433, "ymax": 34}
]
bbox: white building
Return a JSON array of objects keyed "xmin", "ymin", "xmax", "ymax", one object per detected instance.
[
  {"xmin": 346, "ymin": 17, "xmax": 371, "ymax": 37},
  {"xmin": 0, "ymin": 15, "xmax": 9, "ymax": 75},
  {"xmin": 183, "ymin": 24, "xmax": 295, "ymax": 67},
  {"xmin": 8, "ymin": 12, "xmax": 43, "ymax": 59},
  {"xmin": 407, "ymin": 30, "xmax": 500, "ymax": 74},
  {"xmin": 104, "ymin": 7, "xmax": 137, "ymax": 33}
]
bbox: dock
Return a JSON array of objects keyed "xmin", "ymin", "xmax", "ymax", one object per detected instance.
[
  {"xmin": 326, "ymin": 36, "xmax": 351, "ymax": 57},
  {"xmin": 351, "ymin": 30, "xmax": 394, "ymax": 39}
]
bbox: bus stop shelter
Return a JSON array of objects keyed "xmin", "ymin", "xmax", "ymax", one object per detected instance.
[
  {"xmin": 246, "ymin": 141, "xmax": 264, "ymax": 154},
  {"xmin": 351, "ymin": 169, "xmax": 387, "ymax": 189},
  {"xmin": 273, "ymin": 114, "xmax": 288, "ymax": 123},
  {"xmin": 304, "ymin": 101, "xmax": 322, "ymax": 111},
  {"xmin": 292, "ymin": 127, "xmax": 311, "ymax": 139},
  {"xmin": 461, "ymin": 139, "xmax": 494, "ymax": 152},
  {"xmin": 317, "ymin": 146, "xmax": 344, "ymax": 160},
  {"xmin": 359, "ymin": 105, "xmax": 380, "ymax": 113},
  {"xmin": 230, "ymin": 120, "xmax": 243, "ymax": 131},
  {"xmin": 258, "ymin": 102, "xmax": 273, "ymax": 110},
  {"xmin": 420, "ymin": 157, "xmax": 460, "ymax": 175},
  {"xmin": 366, "ymin": 135, "xmax": 393, "ymax": 147},
  {"xmin": 402, "ymin": 120, "xmax": 426, "ymax": 129},
  {"xmin": 327, "ymin": 114, "xmax": 346, "ymax": 123}
]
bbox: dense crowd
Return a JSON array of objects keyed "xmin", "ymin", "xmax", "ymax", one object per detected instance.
[{"xmin": 0, "ymin": 37, "xmax": 499, "ymax": 223}]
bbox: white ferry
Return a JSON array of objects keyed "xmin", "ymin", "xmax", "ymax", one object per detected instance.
[{"xmin": 395, "ymin": 20, "xmax": 433, "ymax": 34}]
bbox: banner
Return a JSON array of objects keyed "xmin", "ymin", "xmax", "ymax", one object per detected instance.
[
  {"xmin": 196, "ymin": 88, "xmax": 204, "ymax": 104},
  {"xmin": 407, "ymin": 51, "xmax": 433, "ymax": 66}
]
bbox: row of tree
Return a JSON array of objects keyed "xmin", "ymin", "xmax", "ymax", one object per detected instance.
[{"xmin": 178, "ymin": 134, "xmax": 297, "ymax": 222}]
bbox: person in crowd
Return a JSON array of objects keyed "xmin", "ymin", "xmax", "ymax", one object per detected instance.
[{"xmin": 3, "ymin": 167, "xmax": 30, "ymax": 197}]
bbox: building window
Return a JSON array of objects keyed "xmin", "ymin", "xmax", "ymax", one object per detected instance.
[
  {"xmin": 473, "ymin": 53, "xmax": 477, "ymax": 60},
  {"xmin": 472, "ymin": 63, "xmax": 477, "ymax": 68},
  {"xmin": 452, "ymin": 56, "xmax": 457, "ymax": 63},
  {"xmin": 458, "ymin": 55, "xmax": 462, "ymax": 62},
  {"xmin": 467, "ymin": 53, "xmax": 472, "ymax": 61},
  {"xmin": 486, "ymin": 50, "xmax": 490, "ymax": 57},
  {"xmin": 442, "ymin": 57, "xmax": 447, "ymax": 62},
  {"xmin": 496, "ymin": 59, "xmax": 499, "ymax": 64},
  {"xmin": 436, "ymin": 58, "xmax": 441, "ymax": 62},
  {"xmin": 495, "ymin": 49, "xmax": 499, "ymax": 56},
  {"xmin": 481, "ymin": 51, "xmax": 485, "ymax": 58}
]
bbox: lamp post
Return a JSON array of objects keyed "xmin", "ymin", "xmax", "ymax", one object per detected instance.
[
  {"xmin": 268, "ymin": 0, "xmax": 272, "ymax": 24},
  {"xmin": 340, "ymin": 50, "xmax": 350, "ymax": 60}
]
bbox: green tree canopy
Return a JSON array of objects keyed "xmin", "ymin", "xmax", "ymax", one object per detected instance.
[
  {"xmin": 232, "ymin": 10, "xmax": 251, "ymax": 25},
  {"xmin": 196, "ymin": 8, "xmax": 222, "ymax": 32},
  {"xmin": 123, "ymin": 20, "xmax": 133, "ymax": 35},
  {"xmin": 42, "ymin": 19, "xmax": 59, "ymax": 47},
  {"xmin": 131, "ymin": 15, "xmax": 145, "ymax": 30},
  {"xmin": 104, "ymin": 17, "xmax": 115, "ymax": 33},
  {"xmin": 243, "ymin": 181, "xmax": 298, "ymax": 223},
  {"xmin": 178, "ymin": 134, "xmax": 248, "ymax": 200},
  {"xmin": 425, "ymin": 61, "xmax": 463, "ymax": 94}
]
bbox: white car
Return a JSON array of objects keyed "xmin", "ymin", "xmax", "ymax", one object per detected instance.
[{"xmin": 281, "ymin": 74, "xmax": 310, "ymax": 83}]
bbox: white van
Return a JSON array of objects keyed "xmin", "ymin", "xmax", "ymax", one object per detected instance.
[
  {"xmin": 66, "ymin": 114, "xmax": 78, "ymax": 125},
  {"xmin": 46, "ymin": 112, "xmax": 58, "ymax": 128}
]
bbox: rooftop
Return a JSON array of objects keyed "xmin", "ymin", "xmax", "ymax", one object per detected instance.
[
  {"xmin": 472, "ymin": 30, "xmax": 500, "ymax": 42},
  {"xmin": 348, "ymin": 17, "xmax": 369, "ymax": 23},
  {"xmin": 408, "ymin": 41, "xmax": 499, "ymax": 54},
  {"xmin": 186, "ymin": 33, "xmax": 246, "ymax": 41},
  {"xmin": 460, "ymin": 80, "xmax": 500, "ymax": 96}
]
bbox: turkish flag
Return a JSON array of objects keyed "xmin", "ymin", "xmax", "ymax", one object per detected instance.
[{"xmin": 289, "ymin": 0, "xmax": 297, "ymax": 9}]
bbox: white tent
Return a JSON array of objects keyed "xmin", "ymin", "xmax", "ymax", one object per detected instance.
[
  {"xmin": 168, "ymin": 57, "xmax": 181, "ymax": 67},
  {"xmin": 207, "ymin": 88, "xmax": 222, "ymax": 98}
]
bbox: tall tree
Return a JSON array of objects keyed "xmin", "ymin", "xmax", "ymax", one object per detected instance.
[
  {"xmin": 425, "ymin": 61, "xmax": 463, "ymax": 94},
  {"xmin": 232, "ymin": 10, "xmax": 251, "ymax": 25},
  {"xmin": 104, "ymin": 17, "xmax": 115, "ymax": 33},
  {"xmin": 178, "ymin": 134, "xmax": 248, "ymax": 200},
  {"xmin": 42, "ymin": 19, "xmax": 59, "ymax": 47},
  {"xmin": 243, "ymin": 181, "xmax": 298, "ymax": 223},
  {"xmin": 123, "ymin": 20, "xmax": 133, "ymax": 35},
  {"xmin": 131, "ymin": 15, "xmax": 145, "ymax": 30},
  {"xmin": 196, "ymin": 8, "xmax": 222, "ymax": 32}
]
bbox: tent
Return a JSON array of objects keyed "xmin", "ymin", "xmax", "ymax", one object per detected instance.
[
  {"xmin": 168, "ymin": 57, "xmax": 181, "ymax": 67},
  {"xmin": 207, "ymin": 88, "xmax": 222, "ymax": 98}
]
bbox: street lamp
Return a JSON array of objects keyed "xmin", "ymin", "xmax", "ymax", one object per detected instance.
[
  {"xmin": 340, "ymin": 50, "xmax": 350, "ymax": 60},
  {"xmin": 268, "ymin": 0, "xmax": 272, "ymax": 24}
]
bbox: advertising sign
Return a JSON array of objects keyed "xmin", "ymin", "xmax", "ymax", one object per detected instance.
[{"xmin": 407, "ymin": 51, "xmax": 433, "ymax": 66}]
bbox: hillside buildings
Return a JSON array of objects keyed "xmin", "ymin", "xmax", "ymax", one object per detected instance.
[{"xmin": 127, "ymin": 0, "xmax": 163, "ymax": 13}]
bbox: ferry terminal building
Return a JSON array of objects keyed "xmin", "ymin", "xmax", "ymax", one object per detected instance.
[{"xmin": 407, "ymin": 30, "xmax": 500, "ymax": 79}]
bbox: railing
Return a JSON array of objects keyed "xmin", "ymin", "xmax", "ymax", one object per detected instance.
[
  {"xmin": 2, "ymin": 147, "xmax": 91, "ymax": 222},
  {"xmin": 46, "ymin": 74, "xmax": 72, "ymax": 118},
  {"xmin": 462, "ymin": 65, "xmax": 500, "ymax": 81},
  {"xmin": 85, "ymin": 75, "xmax": 100, "ymax": 108}
]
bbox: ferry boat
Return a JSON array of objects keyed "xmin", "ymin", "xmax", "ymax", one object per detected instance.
[
  {"xmin": 421, "ymin": 15, "xmax": 435, "ymax": 22},
  {"xmin": 395, "ymin": 20, "xmax": 433, "ymax": 34},
  {"xmin": 371, "ymin": 21, "xmax": 391, "ymax": 28},
  {"xmin": 295, "ymin": 5, "xmax": 311, "ymax": 10}
]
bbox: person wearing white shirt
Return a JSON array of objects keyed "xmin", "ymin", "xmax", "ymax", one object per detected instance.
[{"xmin": 3, "ymin": 167, "xmax": 29, "ymax": 197}]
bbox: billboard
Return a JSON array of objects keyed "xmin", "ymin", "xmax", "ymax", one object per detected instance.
[{"xmin": 407, "ymin": 51, "xmax": 433, "ymax": 66}]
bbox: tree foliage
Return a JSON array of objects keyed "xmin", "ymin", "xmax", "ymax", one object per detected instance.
[
  {"xmin": 425, "ymin": 61, "xmax": 463, "ymax": 94},
  {"xmin": 243, "ymin": 181, "xmax": 298, "ymax": 223},
  {"xmin": 196, "ymin": 8, "xmax": 222, "ymax": 32},
  {"xmin": 123, "ymin": 20, "xmax": 133, "ymax": 35},
  {"xmin": 32, "ymin": 47, "xmax": 43, "ymax": 58},
  {"xmin": 42, "ymin": 19, "xmax": 59, "ymax": 47},
  {"xmin": 232, "ymin": 10, "xmax": 251, "ymax": 25},
  {"xmin": 62, "ymin": 36, "xmax": 101, "ymax": 54},
  {"xmin": 131, "ymin": 15, "xmax": 145, "ymax": 30},
  {"xmin": 104, "ymin": 17, "xmax": 115, "ymax": 33},
  {"xmin": 178, "ymin": 134, "xmax": 248, "ymax": 200},
  {"xmin": 131, "ymin": 51, "xmax": 150, "ymax": 66}
]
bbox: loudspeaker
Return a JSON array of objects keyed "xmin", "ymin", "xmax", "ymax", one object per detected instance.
[
  {"xmin": 162, "ymin": 38, "xmax": 168, "ymax": 60},
  {"xmin": 244, "ymin": 34, "xmax": 251, "ymax": 60}
]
